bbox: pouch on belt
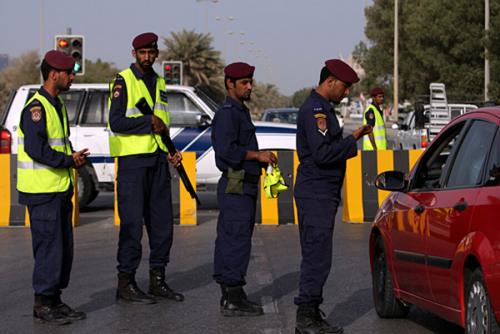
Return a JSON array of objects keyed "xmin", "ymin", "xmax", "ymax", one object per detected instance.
[{"xmin": 225, "ymin": 168, "xmax": 245, "ymax": 195}]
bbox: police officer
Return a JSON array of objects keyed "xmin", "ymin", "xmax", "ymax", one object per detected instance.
[
  {"xmin": 294, "ymin": 59, "xmax": 372, "ymax": 334},
  {"xmin": 17, "ymin": 50, "xmax": 88, "ymax": 325},
  {"xmin": 211, "ymin": 62, "xmax": 277, "ymax": 316},
  {"xmin": 108, "ymin": 32, "xmax": 183, "ymax": 304},
  {"xmin": 363, "ymin": 87, "xmax": 387, "ymax": 150}
]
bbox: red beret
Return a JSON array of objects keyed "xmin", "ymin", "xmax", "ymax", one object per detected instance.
[
  {"xmin": 324, "ymin": 59, "xmax": 359, "ymax": 85},
  {"xmin": 371, "ymin": 87, "xmax": 384, "ymax": 96},
  {"xmin": 132, "ymin": 32, "xmax": 158, "ymax": 50},
  {"xmin": 224, "ymin": 62, "xmax": 255, "ymax": 79},
  {"xmin": 44, "ymin": 50, "xmax": 75, "ymax": 71}
]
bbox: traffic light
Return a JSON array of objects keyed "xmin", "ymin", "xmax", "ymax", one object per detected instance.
[
  {"xmin": 54, "ymin": 35, "xmax": 85, "ymax": 75},
  {"xmin": 162, "ymin": 61, "xmax": 183, "ymax": 85}
]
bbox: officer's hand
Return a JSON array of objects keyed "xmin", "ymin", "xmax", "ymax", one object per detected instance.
[
  {"xmin": 72, "ymin": 148, "xmax": 89, "ymax": 168},
  {"xmin": 257, "ymin": 151, "xmax": 278, "ymax": 164},
  {"xmin": 353, "ymin": 125, "xmax": 372, "ymax": 140},
  {"xmin": 167, "ymin": 151, "xmax": 182, "ymax": 167},
  {"xmin": 151, "ymin": 115, "xmax": 167, "ymax": 134}
]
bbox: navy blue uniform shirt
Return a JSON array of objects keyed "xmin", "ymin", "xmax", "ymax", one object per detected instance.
[
  {"xmin": 211, "ymin": 96, "xmax": 261, "ymax": 177},
  {"xmin": 109, "ymin": 64, "xmax": 166, "ymax": 170},
  {"xmin": 18, "ymin": 87, "xmax": 74, "ymax": 205},
  {"xmin": 294, "ymin": 90, "xmax": 357, "ymax": 199},
  {"xmin": 365, "ymin": 102, "xmax": 383, "ymax": 127}
]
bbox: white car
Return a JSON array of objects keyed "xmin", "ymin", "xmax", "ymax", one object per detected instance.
[{"xmin": 1, "ymin": 84, "xmax": 296, "ymax": 207}]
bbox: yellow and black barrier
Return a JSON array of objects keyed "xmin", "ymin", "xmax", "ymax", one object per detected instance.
[
  {"xmin": 342, "ymin": 150, "xmax": 423, "ymax": 223},
  {"xmin": 0, "ymin": 153, "xmax": 79, "ymax": 227},
  {"xmin": 113, "ymin": 152, "xmax": 197, "ymax": 226}
]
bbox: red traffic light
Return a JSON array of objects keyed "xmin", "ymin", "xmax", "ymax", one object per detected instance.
[
  {"xmin": 57, "ymin": 39, "xmax": 69, "ymax": 48},
  {"xmin": 164, "ymin": 65, "xmax": 171, "ymax": 71}
]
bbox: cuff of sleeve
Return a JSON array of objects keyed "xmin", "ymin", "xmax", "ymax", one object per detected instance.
[{"xmin": 64, "ymin": 155, "xmax": 74, "ymax": 168}]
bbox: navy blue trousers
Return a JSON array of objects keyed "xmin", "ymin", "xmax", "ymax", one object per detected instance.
[
  {"xmin": 116, "ymin": 161, "xmax": 173, "ymax": 274},
  {"xmin": 294, "ymin": 197, "xmax": 339, "ymax": 306},
  {"xmin": 213, "ymin": 177, "xmax": 257, "ymax": 286},
  {"xmin": 29, "ymin": 192, "xmax": 74, "ymax": 296}
]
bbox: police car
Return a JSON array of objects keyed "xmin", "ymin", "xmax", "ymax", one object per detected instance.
[{"xmin": 1, "ymin": 84, "xmax": 296, "ymax": 207}]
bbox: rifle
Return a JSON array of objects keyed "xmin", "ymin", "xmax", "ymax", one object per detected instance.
[{"xmin": 135, "ymin": 98, "xmax": 201, "ymax": 205}]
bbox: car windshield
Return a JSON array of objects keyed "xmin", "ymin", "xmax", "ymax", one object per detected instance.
[
  {"xmin": 194, "ymin": 87, "xmax": 220, "ymax": 113},
  {"xmin": 263, "ymin": 109, "xmax": 298, "ymax": 124}
]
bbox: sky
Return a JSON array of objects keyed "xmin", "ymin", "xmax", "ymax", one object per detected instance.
[{"xmin": 0, "ymin": 0, "xmax": 370, "ymax": 95}]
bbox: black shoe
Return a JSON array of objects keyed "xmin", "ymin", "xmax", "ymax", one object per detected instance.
[
  {"xmin": 33, "ymin": 305, "xmax": 71, "ymax": 326},
  {"xmin": 55, "ymin": 302, "xmax": 86, "ymax": 320},
  {"xmin": 220, "ymin": 285, "xmax": 263, "ymax": 317},
  {"xmin": 116, "ymin": 272, "xmax": 156, "ymax": 304},
  {"xmin": 148, "ymin": 268, "xmax": 184, "ymax": 302},
  {"xmin": 295, "ymin": 306, "xmax": 343, "ymax": 334}
]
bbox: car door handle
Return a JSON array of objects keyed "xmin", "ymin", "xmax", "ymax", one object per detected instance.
[
  {"xmin": 414, "ymin": 204, "xmax": 425, "ymax": 214},
  {"xmin": 453, "ymin": 200, "xmax": 468, "ymax": 212}
]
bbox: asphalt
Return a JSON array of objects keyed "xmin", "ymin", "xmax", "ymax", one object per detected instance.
[{"xmin": 0, "ymin": 192, "xmax": 464, "ymax": 334}]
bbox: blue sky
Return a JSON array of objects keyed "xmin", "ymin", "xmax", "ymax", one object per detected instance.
[{"xmin": 0, "ymin": 0, "xmax": 370, "ymax": 95}]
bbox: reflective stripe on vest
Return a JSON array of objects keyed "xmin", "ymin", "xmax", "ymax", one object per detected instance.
[
  {"xmin": 363, "ymin": 104, "xmax": 387, "ymax": 150},
  {"xmin": 107, "ymin": 68, "xmax": 170, "ymax": 157},
  {"xmin": 17, "ymin": 92, "xmax": 72, "ymax": 193}
]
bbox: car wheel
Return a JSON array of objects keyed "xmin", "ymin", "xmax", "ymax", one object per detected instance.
[
  {"xmin": 372, "ymin": 237, "xmax": 410, "ymax": 318},
  {"xmin": 77, "ymin": 165, "xmax": 99, "ymax": 208},
  {"xmin": 465, "ymin": 269, "xmax": 500, "ymax": 334}
]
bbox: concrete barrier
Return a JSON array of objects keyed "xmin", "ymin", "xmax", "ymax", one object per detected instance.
[
  {"xmin": 0, "ymin": 153, "xmax": 79, "ymax": 227},
  {"xmin": 342, "ymin": 150, "xmax": 423, "ymax": 223}
]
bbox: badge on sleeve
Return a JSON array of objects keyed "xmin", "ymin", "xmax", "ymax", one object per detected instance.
[
  {"xmin": 112, "ymin": 84, "xmax": 122, "ymax": 99},
  {"xmin": 30, "ymin": 106, "xmax": 42, "ymax": 123},
  {"xmin": 368, "ymin": 112, "xmax": 374, "ymax": 120},
  {"xmin": 314, "ymin": 113, "xmax": 328, "ymax": 136}
]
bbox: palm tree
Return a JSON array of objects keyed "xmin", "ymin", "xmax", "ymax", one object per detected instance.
[{"xmin": 160, "ymin": 29, "xmax": 224, "ymax": 89}]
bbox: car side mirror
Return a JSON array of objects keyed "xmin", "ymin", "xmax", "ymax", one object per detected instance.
[
  {"xmin": 375, "ymin": 171, "xmax": 408, "ymax": 192},
  {"xmin": 196, "ymin": 114, "xmax": 212, "ymax": 127}
]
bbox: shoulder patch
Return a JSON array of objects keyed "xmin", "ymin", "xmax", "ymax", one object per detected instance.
[
  {"xmin": 368, "ymin": 112, "xmax": 375, "ymax": 119},
  {"xmin": 30, "ymin": 105, "xmax": 42, "ymax": 123},
  {"xmin": 112, "ymin": 83, "xmax": 123, "ymax": 99}
]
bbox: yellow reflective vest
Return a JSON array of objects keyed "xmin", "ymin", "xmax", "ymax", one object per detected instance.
[
  {"xmin": 363, "ymin": 104, "xmax": 387, "ymax": 150},
  {"xmin": 108, "ymin": 68, "xmax": 170, "ymax": 157},
  {"xmin": 17, "ymin": 92, "xmax": 73, "ymax": 193}
]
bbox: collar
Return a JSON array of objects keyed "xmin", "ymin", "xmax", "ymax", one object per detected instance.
[
  {"xmin": 38, "ymin": 87, "xmax": 59, "ymax": 107},
  {"xmin": 224, "ymin": 96, "xmax": 248, "ymax": 112},
  {"xmin": 372, "ymin": 102, "xmax": 382, "ymax": 112},
  {"xmin": 130, "ymin": 63, "xmax": 158, "ymax": 80},
  {"xmin": 310, "ymin": 89, "xmax": 332, "ymax": 111}
]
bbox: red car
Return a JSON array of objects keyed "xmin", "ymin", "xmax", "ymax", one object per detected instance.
[{"xmin": 370, "ymin": 107, "xmax": 500, "ymax": 333}]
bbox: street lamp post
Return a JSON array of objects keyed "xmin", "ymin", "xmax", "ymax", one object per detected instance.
[
  {"xmin": 393, "ymin": 0, "xmax": 399, "ymax": 121},
  {"xmin": 196, "ymin": 0, "xmax": 219, "ymax": 32},
  {"xmin": 215, "ymin": 15, "xmax": 235, "ymax": 61},
  {"xmin": 485, "ymin": 0, "xmax": 490, "ymax": 101}
]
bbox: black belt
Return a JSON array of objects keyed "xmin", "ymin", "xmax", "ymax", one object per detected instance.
[{"xmin": 222, "ymin": 171, "xmax": 260, "ymax": 184}]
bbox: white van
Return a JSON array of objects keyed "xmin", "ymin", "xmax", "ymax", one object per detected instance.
[{"xmin": 1, "ymin": 84, "xmax": 296, "ymax": 207}]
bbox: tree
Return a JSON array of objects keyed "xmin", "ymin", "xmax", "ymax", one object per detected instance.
[
  {"xmin": 362, "ymin": 0, "xmax": 492, "ymax": 102},
  {"xmin": 247, "ymin": 82, "xmax": 290, "ymax": 118},
  {"xmin": 291, "ymin": 87, "xmax": 312, "ymax": 107},
  {"xmin": 0, "ymin": 50, "xmax": 40, "ymax": 113},
  {"xmin": 160, "ymin": 29, "xmax": 224, "ymax": 91},
  {"xmin": 74, "ymin": 59, "xmax": 119, "ymax": 83}
]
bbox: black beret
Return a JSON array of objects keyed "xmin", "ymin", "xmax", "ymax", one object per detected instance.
[
  {"xmin": 324, "ymin": 59, "xmax": 359, "ymax": 85},
  {"xmin": 224, "ymin": 62, "xmax": 255, "ymax": 79},
  {"xmin": 371, "ymin": 87, "xmax": 384, "ymax": 96},
  {"xmin": 132, "ymin": 32, "xmax": 158, "ymax": 50},
  {"xmin": 44, "ymin": 50, "xmax": 75, "ymax": 71}
]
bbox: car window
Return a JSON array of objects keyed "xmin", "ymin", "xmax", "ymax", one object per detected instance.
[
  {"xmin": 446, "ymin": 121, "xmax": 497, "ymax": 188},
  {"xmin": 80, "ymin": 91, "xmax": 108, "ymax": 125},
  {"xmin": 484, "ymin": 128, "xmax": 500, "ymax": 186},
  {"xmin": 28, "ymin": 89, "xmax": 83, "ymax": 125},
  {"xmin": 412, "ymin": 122, "xmax": 465, "ymax": 190},
  {"xmin": 168, "ymin": 92, "xmax": 204, "ymax": 127}
]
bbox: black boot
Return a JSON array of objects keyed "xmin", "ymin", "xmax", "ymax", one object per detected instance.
[
  {"xmin": 33, "ymin": 295, "xmax": 71, "ymax": 326},
  {"xmin": 53, "ymin": 294, "xmax": 86, "ymax": 320},
  {"xmin": 116, "ymin": 272, "xmax": 156, "ymax": 304},
  {"xmin": 148, "ymin": 268, "xmax": 184, "ymax": 302},
  {"xmin": 220, "ymin": 285, "xmax": 263, "ymax": 317},
  {"xmin": 295, "ymin": 305, "xmax": 343, "ymax": 334}
]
